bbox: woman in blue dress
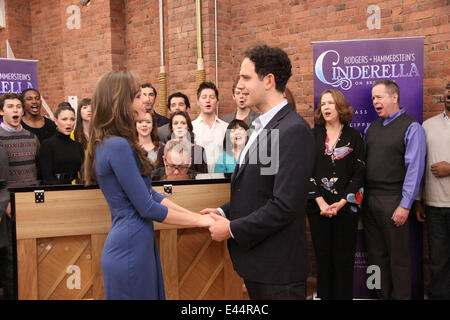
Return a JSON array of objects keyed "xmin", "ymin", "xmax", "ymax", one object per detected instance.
[{"xmin": 84, "ymin": 71, "xmax": 213, "ymax": 300}]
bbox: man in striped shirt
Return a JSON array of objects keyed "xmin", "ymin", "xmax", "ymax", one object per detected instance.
[{"xmin": 0, "ymin": 92, "xmax": 39, "ymax": 300}]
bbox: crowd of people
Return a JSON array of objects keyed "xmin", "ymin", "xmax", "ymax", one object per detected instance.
[{"xmin": 0, "ymin": 45, "xmax": 448, "ymax": 301}]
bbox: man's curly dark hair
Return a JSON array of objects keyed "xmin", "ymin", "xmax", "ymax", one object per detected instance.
[{"xmin": 243, "ymin": 45, "xmax": 292, "ymax": 93}]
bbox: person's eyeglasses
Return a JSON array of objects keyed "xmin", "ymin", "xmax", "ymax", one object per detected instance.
[{"xmin": 166, "ymin": 163, "xmax": 190, "ymax": 171}]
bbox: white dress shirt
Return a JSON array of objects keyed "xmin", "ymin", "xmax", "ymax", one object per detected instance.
[
  {"xmin": 192, "ymin": 115, "xmax": 229, "ymax": 173},
  {"xmin": 217, "ymin": 99, "xmax": 288, "ymax": 238},
  {"xmin": 238, "ymin": 99, "xmax": 288, "ymax": 165}
]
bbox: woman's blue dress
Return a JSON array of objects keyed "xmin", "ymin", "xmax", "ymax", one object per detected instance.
[{"xmin": 95, "ymin": 137, "xmax": 168, "ymax": 299}]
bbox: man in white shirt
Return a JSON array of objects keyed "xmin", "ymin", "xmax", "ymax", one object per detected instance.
[
  {"xmin": 192, "ymin": 82, "xmax": 229, "ymax": 173},
  {"xmin": 415, "ymin": 82, "xmax": 450, "ymax": 299}
]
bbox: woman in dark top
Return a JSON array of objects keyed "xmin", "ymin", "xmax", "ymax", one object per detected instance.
[
  {"xmin": 308, "ymin": 89, "xmax": 365, "ymax": 300},
  {"xmin": 39, "ymin": 102, "xmax": 84, "ymax": 185},
  {"xmin": 156, "ymin": 111, "xmax": 208, "ymax": 173}
]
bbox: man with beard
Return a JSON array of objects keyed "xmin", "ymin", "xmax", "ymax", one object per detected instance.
[
  {"xmin": 415, "ymin": 81, "xmax": 450, "ymax": 299},
  {"xmin": 140, "ymin": 83, "xmax": 169, "ymax": 127},
  {"xmin": 21, "ymin": 88, "xmax": 56, "ymax": 143}
]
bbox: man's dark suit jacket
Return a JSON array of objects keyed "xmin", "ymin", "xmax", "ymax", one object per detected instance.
[
  {"xmin": 220, "ymin": 104, "xmax": 315, "ymax": 285},
  {"xmin": 155, "ymin": 111, "xmax": 170, "ymax": 127}
]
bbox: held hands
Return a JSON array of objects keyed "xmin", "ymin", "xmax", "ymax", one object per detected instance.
[
  {"xmin": 328, "ymin": 199, "xmax": 347, "ymax": 216},
  {"xmin": 208, "ymin": 215, "xmax": 232, "ymax": 242},
  {"xmin": 316, "ymin": 197, "xmax": 335, "ymax": 218},
  {"xmin": 200, "ymin": 208, "xmax": 232, "ymax": 242},
  {"xmin": 316, "ymin": 197, "xmax": 347, "ymax": 218},
  {"xmin": 320, "ymin": 205, "xmax": 336, "ymax": 218},
  {"xmin": 200, "ymin": 208, "xmax": 222, "ymax": 216},
  {"xmin": 196, "ymin": 213, "xmax": 215, "ymax": 228}
]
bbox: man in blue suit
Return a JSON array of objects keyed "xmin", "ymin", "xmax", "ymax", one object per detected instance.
[{"xmin": 202, "ymin": 45, "xmax": 315, "ymax": 300}]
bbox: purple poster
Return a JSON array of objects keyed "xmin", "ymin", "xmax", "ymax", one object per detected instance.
[
  {"xmin": 313, "ymin": 37, "xmax": 424, "ymax": 132},
  {"xmin": 0, "ymin": 58, "xmax": 38, "ymax": 94},
  {"xmin": 313, "ymin": 37, "xmax": 424, "ymax": 299},
  {"xmin": 0, "ymin": 58, "xmax": 38, "ymax": 123}
]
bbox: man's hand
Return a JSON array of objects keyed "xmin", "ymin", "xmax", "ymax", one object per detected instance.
[
  {"xmin": 200, "ymin": 208, "xmax": 222, "ymax": 216},
  {"xmin": 430, "ymin": 161, "xmax": 450, "ymax": 178},
  {"xmin": 415, "ymin": 201, "xmax": 426, "ymax": 223},
  {"xmin": 6, "ymin": 202, "xmax": 11, "ymax": 219},
  {"xmin": 391, "ymin": 206, "xmax": 410, "ymax": 227},
  {"xmin": 197, "ymin": 214, "xmax": 215, "ymax": 228},
  {"xmin": 209, "ymin": 214, "xmax": 231, "ymax": 242}
]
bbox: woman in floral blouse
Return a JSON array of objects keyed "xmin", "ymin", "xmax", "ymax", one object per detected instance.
[{"xmin": 308, "ymin": 89, "xmax": 365, "ymax": 300}]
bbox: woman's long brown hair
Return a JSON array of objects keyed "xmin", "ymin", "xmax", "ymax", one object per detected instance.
[
  {"xmin": 74, "ymin": 98, "xmax": 91, "ymax": 150},
  {"xmin": 84, "ymin": 71, "xmax": 152, "ymax": 185}
]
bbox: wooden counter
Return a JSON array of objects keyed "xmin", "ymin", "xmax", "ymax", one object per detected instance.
[{"xmin": 11, "ymin": 181, "xmax": 244, "ymax": 300}]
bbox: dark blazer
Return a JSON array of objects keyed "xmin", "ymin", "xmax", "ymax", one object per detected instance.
[
  {"xmin": 155, "ymin": 112, "xmax": 170, "ymax": 128},
  {"xmin": 221, "ymin": 109, "xmax": 260, "ymax": 128},
  {"xmin": 157, "ymin": 123, "xmax": 170, "ymax": 144},
  {"xmin": 220, "ymin": 104, "xmax": 315, "ymax": 284}
]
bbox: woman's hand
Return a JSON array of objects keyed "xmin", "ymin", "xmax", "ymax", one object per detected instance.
[
  {"xmin": 197, "ymin": 213, "xmax": 215, "ymax": 228},
  {"xmin": 329, "ymin": 199, "xmax": 347, "ymax": 215},
  {"xmin": 200, "ymin": 208, "xmax": 222, "ymax": 216},
  {"xmin": 315, "ymin": 197, "xmax": 336, "ymax": 218}
]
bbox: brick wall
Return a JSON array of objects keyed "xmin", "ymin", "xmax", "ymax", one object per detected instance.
[
  {"xmin": 0, "ymin": 0, "xmax": 32, "ymax": 59},
  {"xmin": 229, "ymin": 0, "xmax": 449, "ymax": 125},
  {"xmin": 1, "ymin": 0, "xmax": 447, "ymax": 298},
  {"xmin": 2, "ymin": 0, "xmax": 447, "ymax": 121}
]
